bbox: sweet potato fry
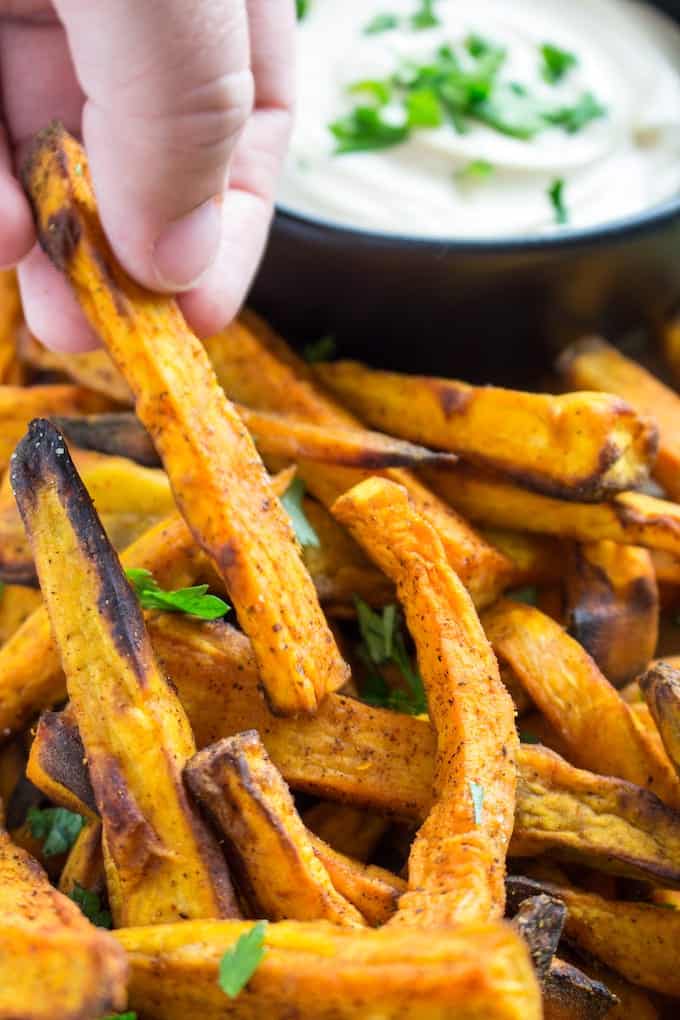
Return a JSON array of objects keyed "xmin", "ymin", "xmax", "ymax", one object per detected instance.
[
  {"xmin": 305, "ymin": 835, "xmax": 405, "ymax": 926},
  {"xmin": 23, "ymin": 123, "xmax": 348, "ymax": 715},
  {"xmin": 333, "ymin": 477, "xmax": 518, "ymax": 925},
  {"xmin": 52, "ymin": 412, "xmax": 160, "ymax": 465},
  {"xmin": 302, "ymin": 803, "xmax": 388, "ymax": 861},
  {"xmin": 0, "ymin": 271, "xmax": 22, "ymax": 385},
  {"xmin": 316, "ymin": 360, "xmax": 657, "ymax": 499},
  {"xmin": 542, "ymin": 958, "xmax": 618, "ymax": 1020},
  {"xmin": 58, "ymin": 819, "xmax": 104, "ymax": 898},
  {"xmin": 0, "ymin": 584, "xmax": 41, "ymax": 644},
  {"xmin": 203, "ymin": 315, "xmax": 513, "ymax": 608},
  {"xmin": 0, "ymin": 828, "xmax": 127, "ymax": 1019},
  {"xmin": 481, "ymin": 528, "xmax": 563, "ymax": 587},
  {"xmin": 427, "ymin": 463, "xmax": 680, "ymax": 557},
  {"xmin": 661, "ymin": 304, "xmax": 680, "ymax": 387},
  {"xmin": 11, "ymin": 420, "xmax": 238, "ymax": 924},
  {"xmin": 564, "ymin": 541, "xmax": 658, "ymax": 686},
  {"xmin": 0, "ymin": 447, "xmax": 175, "ymax": 585},
  {"xmin": 115, "ymin": 918, "xmax": 541, "ymax": 1020},
  {"xmin": 560, "ymin": 336, "xmax": 680, "ymax": 499},
  {"xmin": 512, "ymin": 893, "xmax": 566, "ymax": 982},
  {"xmin": 17, "ymin": 324, "xmax": 133, "ymax": 404},
  {"xmin": 574, "ymin": 960, "xmax": 659, "ymax": 1020},
  {"xmin": 638, "ymin": 662, "xmax": 680, "ymax": 778},
  {"xmin": 0, "ymin": 383, "xmax": 110, "ymax": 473},
  {"xmin": 482, "ymin": 600, "xmax": 680, "ymax": 807},
  {"xmin": 186, "ymin": 731, "xmax": 365, "ymax": 926}
]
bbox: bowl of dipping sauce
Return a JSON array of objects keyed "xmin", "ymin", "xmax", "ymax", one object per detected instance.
[{"xmin": 250, "ymin": 0, "xmax": 680, "ymax": 383}]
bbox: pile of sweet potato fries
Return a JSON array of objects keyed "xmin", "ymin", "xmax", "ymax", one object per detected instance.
[{"xmin": 2, "ymin": 123, "xmax": 680, "ymax": 1018}]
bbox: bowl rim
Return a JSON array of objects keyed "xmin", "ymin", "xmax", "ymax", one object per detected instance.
[{"xmin": 275, "ymin": 191, "xmax": 680, "ymax": 254}]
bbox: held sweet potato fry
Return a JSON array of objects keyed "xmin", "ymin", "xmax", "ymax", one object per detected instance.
[
  {"xmin": 11, "ymin": 420, "xmax": 238, "ymax": 925},
  {"xmin": 186, "ymin": 732, "xmax": 365, "ymax": 926},
  {"xmin": 482, "ymin": 599, "xmax": 680, "ymax": 807},
  {"xmin": 559, "ymin": 336, "xmax": 680, "ymax": 500},
  {"xmin": 426, "ymin": 462, "xmax": 680, "ymax": 557},
  {"xmin": 316, "ymin": 360, "xmax": 657, "ymax": 499},
  {"xmin": 22, "ymin": 123, "xmax": 348, "ymax": 716},
  {"xmin": 204, "ymin": 316, "xmax": 514, "ymax": 608},
  {"xmin": 0, "ymin": 828, "xmax": 127, "ymax": 1020},
  {"xmin": 115, "ymin": 918, "xmax": 541, "ymax": 1020},
  {"xmin": 564, "ymin": 540, "xmax": 658, "ymax": 686},
  {"xmin": 333, "ymin": 477, "xmax": 518, "ymax": 925},
  {"xmin": 639, "ymin": 662, "xmax": 680, "ymax": 778}
]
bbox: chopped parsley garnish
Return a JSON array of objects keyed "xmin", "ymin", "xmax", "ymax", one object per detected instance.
[
  {"xmin": 410, "ymin": 0, "xmax": 440, "ymax": 30},
  {"xmin": 544, "ymin": 91, "xmax": 606, "ymax": 133},
  {"xmin": 541, "ymin": 42, "xmax": 578, "ymax": 84},
  {"xmin": 469, "ymin": 781, "xmax": 485, "ymax": 824},
  {"xmin": 218, "ymin": 921, "xmax": 268, "ymax": 998},
  {"xmin": 548, "ymin": 178, "xmax": 568, "ymax": 225},
  {"xmin": 68, "ymin": 883, "xmax": 112, "ymax": 928},
  {"xmin": 330, "ymin": 105, "xmax": 409, "ymax": 154},
  {"xmin": 303, "ymin": 334, "xmax": 337, "ymax": 363},
  {"xmin": 102, "ymin": 1014, "xmax": 137, "ymax": 1020},
  {"xmin": 281, "ymin": 478, "xmax": 320, "ymax": 549},
  {"xmin": 364, "ymin": 12, "xmax": 399, "ymax": 35},
  {"xmin": 457, "ymin": 159, "xmax": 494, "ymax": 181},
  {"xmin": 355, "ymin": 597, "xmax": 427, "ymax": 715},
  {"xmin": 295, "ymin": 0, "xmax": 309, "ymax": 20},
  {"xmin": 27, "ymin": 806, "xmax": 84, "ymax": 857},
  {"xmin": 348, "ymin": 79, "xmax": 392, "ymax": 107},
  {"xmin": 406, "ymin": 87, "xmax": 444, "ymax": 128},
  {"xmin": 126, "ymin": 568, "xmax": 230, "ymax": 620}
]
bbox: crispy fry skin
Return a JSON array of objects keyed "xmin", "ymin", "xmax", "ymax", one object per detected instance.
[
  {"xmin": 0, "ymin": 447, "xmax": 175, "ymax": 585},
  {"xmin": 203, "ymin": 316, "xmax": 513, "ymax": 608},
  {"xmin": 0, "ymin": 829, "xmax": 127, "ymax": 1020},
  {"xmin": 186, "ymin": 731, "xmax": 365, "ymax": 926},
  {"xmin": 482, "ymin": 599, "xmax": 680, "ymax": 807},
  {"xmin": 17, "ymin": 324, "xmax": 133, "ymax": 404},
  {"xmin": 427, "ymin": 463, "xmax": 680, "ymax": 557},
  {"xmin": 302, "ymin": 803, "xmax": 387, "ymax": 862},
  {"xmin": 306, "ymin": 835, "xmax": 405, "ymax": 926},
  {"xmin": 115, "ymin": 919, "xmax": 541, "ymax": 1020},
  {"xmin": 564, "ymin": 541, "xmax": 658, "ymax": 686},
  {"xmin": 23, "ymin": 123, "xmax": 348, "ymax": 715},
  {"xmin": 0, "ymin": 584, "xmax": 41, "ymax": 644},
  {"xmin": 542, "ymin": 958, "xmax": 618, "ymax": 1020},
  {"xmin": 58, "ymin": 819, "xmax": 105, "ymax": 897},
  {"xmin": 0, "ymin": 270, "xmax": 22, "ymax": 384},
  {"xmin": 333, "ymin": 477, "xmax": 517, "ymax": 925},
  {"xmin": 639, "ymin": 662, "xmax": 680, "ymax": 778},
  {"xmin": 11, "ymin": 421, "xmax": 238, "ymax": 925},
  {"xmin": 512, "ymin": 894, "xmax": 566, "ymax": 982},
  {"xmin": 559, "ymin": 336, "xmax": 680, "ymax": 500},
  {"xmin": 316, "ymin": 360, "xmax": 657, "ymax": 499},
  {"xmin": 0, "ymin": 383, "xmax": 111, "ymax": 473}
]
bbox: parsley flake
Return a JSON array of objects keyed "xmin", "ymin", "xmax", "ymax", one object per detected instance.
[
  {"xmin": 406, "ymin": 88, "xmax": 444, "ymax": 128},
  {"xmin": 541, "ymin": 43, "xmax": 578, "ymax": 84},
  {"xmin": 303, "ymin": 335, "xmax": 337, "ymax": 363},
  {"xmin": 281, "ymin": 478, "xmax": 320, "ymax": 549},
  {"xmin": 457, "ymin": 159, "xmax": 494, "ymax": 182},
  {"xmin": 219, "ymin": 921, "xmax": 268, "ymax": 998},
  {"xmin": 355, "ymin": 598, "xmax": 426, "ymax": 715},
  {"xmin": 469, "ymin": 781, "xmax": 485, "ymax": 825},
  {"xmin": 126, "ymin": 568, "xmax": 230, "ymax": 620},
  {"xmin": 544, "ymin": 92, "xmax": 606, "ymax": 133},
  {"xmin": 548, "ymin": 178, "xmax": 568, "ymax": 225},
  {"xmin": 295, "ymin": 0, "xmax": 309, "ymax": 20},
  {"xmin": 348, "ymin": 79, "xmax": 392, "ymax": 107},
  {"xmin": 68, "ymin": 883, "xmax": 112, "ymax": 928},
  {"xmin": 410, "ymin": 0, "xmax": 440, "ymax": 30},
  {"xmin": 27, "ymin": 807, "xmax": 84, "ymax": 857},
  {"xmin": 102, "ymin": 1014, "xmax": 137, "ymax": 1020},
  {"xmin": 364, "ymin": 12, "xmax": 399, "ymax": 35},
  {"xmin": 330, "ymin": 105, "xmax": 409, "ymax": 154}
]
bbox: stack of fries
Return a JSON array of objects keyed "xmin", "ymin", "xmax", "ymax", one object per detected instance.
[{"xmin": 2, "ymin": 123, "xmax": 680, "ymax": 1019}]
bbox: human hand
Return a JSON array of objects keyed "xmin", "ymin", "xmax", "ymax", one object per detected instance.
[{"xmin": 0, "ymin": 0, "xmax": 294, "ymax": 350}]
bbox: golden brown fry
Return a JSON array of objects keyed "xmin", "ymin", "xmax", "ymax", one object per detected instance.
[
  {"xmin": 11, "ymin": 420, "xmax": 237, "ymax": 925},
  {"xmin": 542, "ymin": 958, "xmax": 618, "ymax": 1020},
  {"xmin": 58, "ymin": 820, "xmax": 105, "ymax": 898},
  {"xmin": 316, "ymin": 359, "xmax": 657, "ymax": 499},
  {"xmin": 53, "ymin": 412, "xmax": 160, "ymax": 465},
  {"xmin": 204, "ymin": 315, "xmax": 513, "ymax": 608},
  {"xmin": 661, "ymin": 304, "xmax": 680, "ymax": 387},
  {"xmin": 23, "ymin": 123, "xmax": 348, "ymax": 716},
  {"xmin": 0, "ymin": 584, "xmax": 41, "ymax": 645},
  {"xmin": 564, "ymin": 541, "xmax": 658, "ymax": 686},
  {"xmin": 0, "ymin": 739, "xmax": 26, "ymax": 827},
  {"xmin": 427, "ymin": 462, "xmax": 680, "ymax": 557},
  {"xmin": 577, "ymin": 956, "xmax": 660, "ymax": 1020},
  {"xmin": 186, "ymin": 731, "xmax": 365, "ymax": 926},
  {"xmin": 639, "ymin": 662, "xmax": 680, "ymax": 778},
  {"xmin": 482, "ymin": 599, "xmax": 680, "ymax": 807},
  {"xmin": 0, "ymin": 828, "xmax": 127, "ymax": 1020},
  {"xmin": 17, "ymin": 323, "xmax": 133, "ymax": 404},
  {"xmin": 559, "ymin": 336, "xmax": 680, "ymax": 500},
  {"xmin": 481, "ymin": 528, "xmax": 563, "ymax": 587},
  {"xmin": 0, "ymin": 383, "xmax": 110, "ymax": 473},
  {"xmin": 302, "ymin": 803, "xmax": 387, "ymax": 862},
  {"xmin": 0, "ymin": 447, "xmax": 175, "ymax": 585},
  {"xmin": 333, "ymin": 477, "xmax": 517, "ymax": 925},
  {"xmin": 306, "ymin": 835, "xmax": 405, "ymax": 926},
  {"xmin": 0, "ymin": 270, "xmax": 22, "ymax": 385},
  {"xmin": 115, "ymin": 918, "xmax": 541, "ymax": 1020}
]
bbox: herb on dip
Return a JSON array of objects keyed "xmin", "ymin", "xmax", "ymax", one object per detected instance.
[
  {"xmin": 548, "ymin": 178, "xmax": 568, "ymax": 224},
  {"xmin": 364, "ymin": 12, "xmax": 400, "ymax": 34},
  {"xmin": 540, "ymin": 42, "xmax": 578, "ymax": 84},
  {"xmin": 411, "ymin": 0, "xmax": 440, "ymax": 30}
]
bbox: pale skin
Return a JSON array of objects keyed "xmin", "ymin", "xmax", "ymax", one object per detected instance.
[{"xmin": 0, "ymin": 0, "xmax": 294, "ymax": 350}]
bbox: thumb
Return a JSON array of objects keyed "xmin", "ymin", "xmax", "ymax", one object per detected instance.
[{"xmin": 54, "ymin": 0, "xmax": 254, "ymax": 291}]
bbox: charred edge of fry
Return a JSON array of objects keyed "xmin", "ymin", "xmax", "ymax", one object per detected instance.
[
  {"xmin": 51, "ymin": 414, "xmax": 161, "ymax": 467},
  {"xmin": 10, "ymin": 419, "xmax": 150, "ymax": 680},
  {"xmin": 543, "ymin": 958, "xmax": 618, "ymax": 1019},
  {"xmin": 638, "ymin": 661, "xmax": 680, "ymax": 769},
  {"xmin": 29, "ymin": 709, "xmax": 96, "ymax": 816},
  {"xmin": 512, "ymin": 894, "xmax": 566, "ymax": 983}
]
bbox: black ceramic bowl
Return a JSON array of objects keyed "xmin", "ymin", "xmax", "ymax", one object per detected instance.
[{"xmin": 251, "ymin": 0, "xmax": 680, "ymax": 385}]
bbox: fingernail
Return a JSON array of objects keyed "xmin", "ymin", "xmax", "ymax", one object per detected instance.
[{"xmin": 152, "ymin": 197, "xmax": 222, "ymax": 290}]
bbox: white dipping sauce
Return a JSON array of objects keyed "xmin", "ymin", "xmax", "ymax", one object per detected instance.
[{"xmin": 279, "ymin": 0, "xmax": 680, "ymax": 238}]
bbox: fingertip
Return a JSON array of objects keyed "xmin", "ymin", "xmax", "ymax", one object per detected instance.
[
  {"xmin": 18, "ymin": 244, "xmax": 101, "ymax": 353},
  {"xmin": 0, "ymin": 174, "xmax": 35, "ymax": 269}
]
